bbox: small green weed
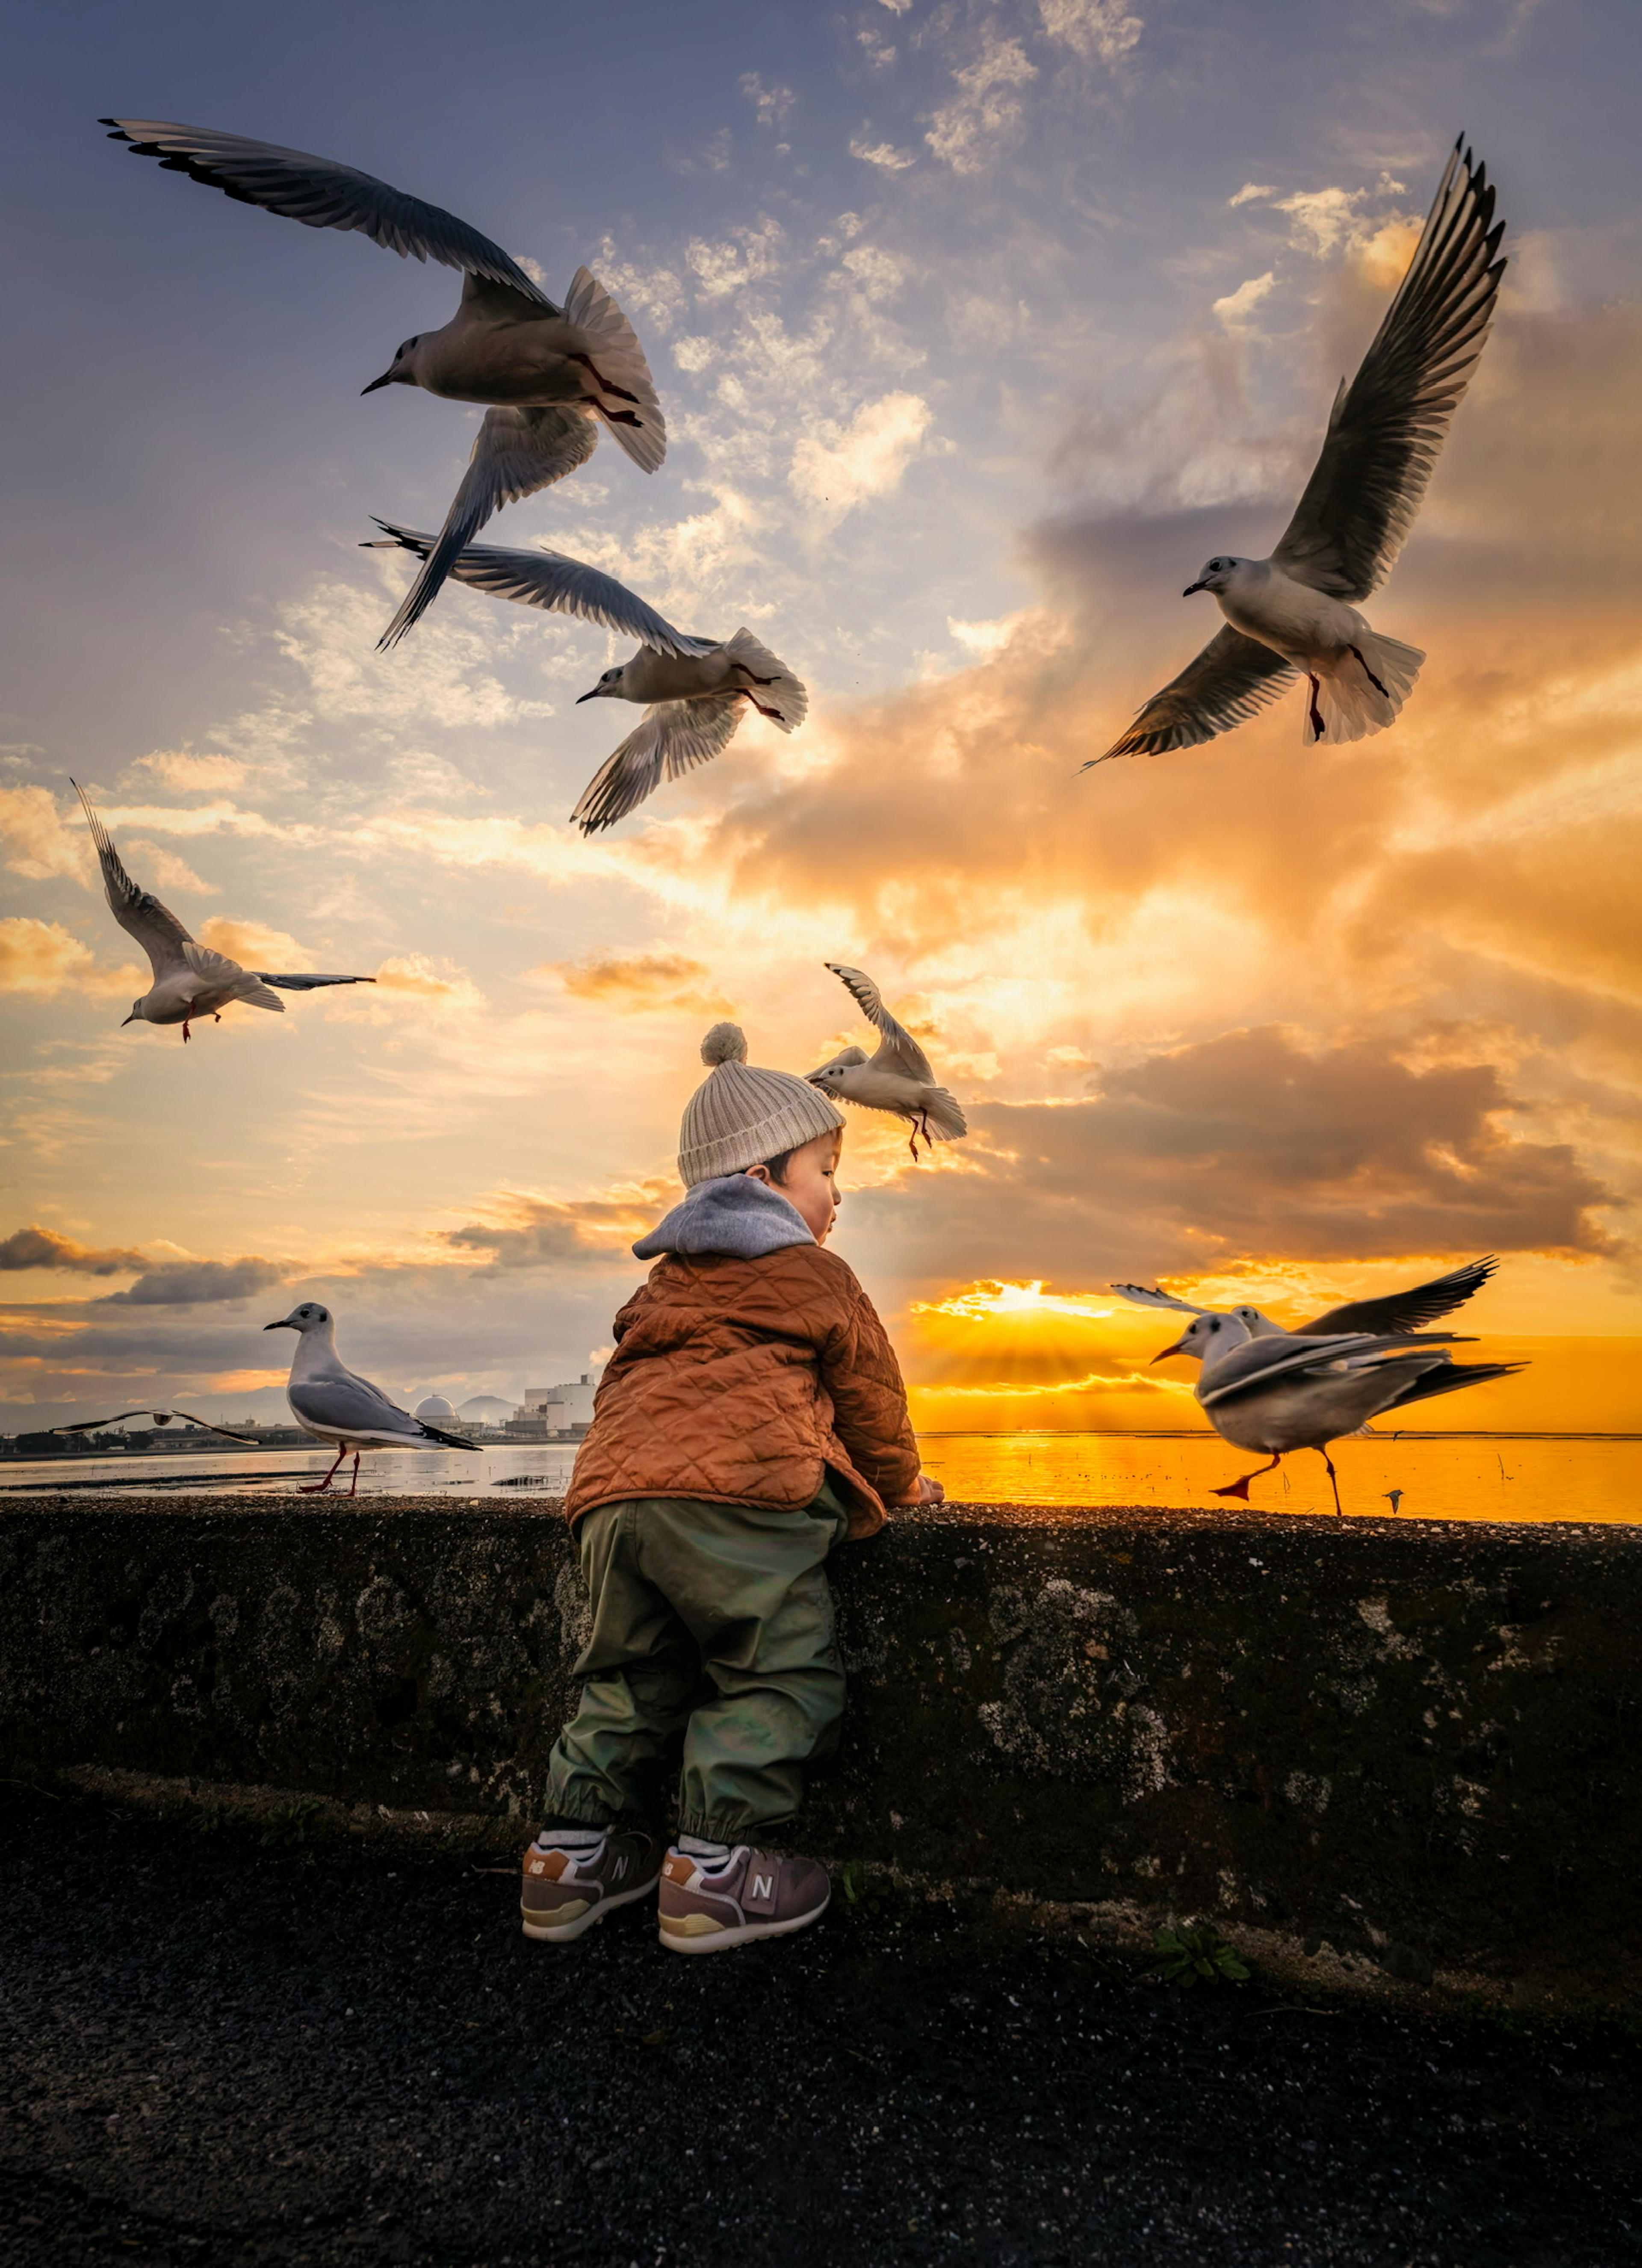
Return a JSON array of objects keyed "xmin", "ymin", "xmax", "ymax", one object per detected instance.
[
  {"xmin": 259, "ymin": 1797, "xmax": 339, "ymax": 1849},
  {"xmin": 839, "ymin": 1859, "xmax": 923, "ymax": 1930},
  {"xmin": 1149, "ymin": 1924, "xmax": 1251, "ymax": 1988},
  {"xmin": 159, "ymin": 1798, "xmax": 231, "ymax": 1836}
]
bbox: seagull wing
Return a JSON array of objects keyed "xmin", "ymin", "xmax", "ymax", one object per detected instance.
[
  {"xmin": 252, "ymin": 972, "xmax": 377, "ymax": 990},
  {"xmin": 50, "ymin": 1410, "xmax": 155, "ymax": 1433},
  {"xmin": 71, "ymin": 781, "xmax": 194, "ymax": 979},
  {"xmin": 1300, "ymin": 1256, "xmax": 1498, "ymax": 1337},
  {"xmin": 99, "ymin": 120, "xmax": 553, "ymax": 302},
  {"xmin": 288, "ymin": 1371, "xmax": 422, "ymax": 1439},
  {"xmin": 1084, "ymin": 626, "xmax": 1297, "ymax": 766},
  {"xmin": 373, "ymin": 407, "xmax": 600, "ymax": 647},
  {"xmin": 807, "ymin": 1046, "xmax": 871, "ymax": 1078},
  {"xmin": 1273, "ymin": 140, "xmax": 1506, "ymax": 603},
  {"xmin": 571, "ymin": 694, "xmax": 747, "ymax": 834},
  {"xmin": 166, "ymin": 1410, "xmax": 262, "ymax": 1443},
  {"xmin": 1198, "ymin": 1330, "xmax": 1456, "ymax": 1410},
  {"xmin": 825, "ymin": 963, "xmax": 936, "ymax": 1083},
  {"xmin": 369, "ymin": 520, "xmax": 715, "ymax": 659},
  {"xmin": 1109, "ymin": 1285, "xmax": 1214, "ymax": 1315}
]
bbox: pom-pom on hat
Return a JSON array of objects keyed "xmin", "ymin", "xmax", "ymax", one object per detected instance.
[{"xmin": 677, "ymin": 1022, "xmax": 845, "ymax": 1187}]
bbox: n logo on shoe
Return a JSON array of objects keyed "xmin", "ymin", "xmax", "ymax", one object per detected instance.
[
  {"xmin": 752, "ymin": 1872, "xmax": 773, "ymax": 1902},
  {"xmin": 612, "ymin": 1856, "xmax": 628, "ymax": 1880}
]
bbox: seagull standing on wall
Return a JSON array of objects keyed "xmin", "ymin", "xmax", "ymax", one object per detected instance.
[
  {"xmin": 807, "ymin": 964, "xmax": 968, "ymax": 1161},
  {"xmin": 1152, "ymin": 1312, "xmax": 1523, "ymax": 1517},
  {"xmin": 263, "ymin": 1302, "xmax": 479, "ymax": 1496},
  {"xmin": 99, "ymin": 120, "xmax": 664, "ymax": 646},
  {"xmin": 72, "ymin": 784, "xmax": 375, "ymax": 1041},
  {"xmin": 1089, "ymin": 139, "xmax": 1506, "ymax": 764}
]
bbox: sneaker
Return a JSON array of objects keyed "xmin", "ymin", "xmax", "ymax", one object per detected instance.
[
  {"xmin": 657, "ymin": 1845, "xmax": 830, "ymax": 1955},
  {"xmin": 520, "ymin": 1828, "xmax": 662, "ymax": 1944}
]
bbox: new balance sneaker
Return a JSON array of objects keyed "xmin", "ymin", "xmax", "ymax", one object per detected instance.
[
  {"xmin": 657, "ymin": 1845, "xmax": 830, "ymax": 1955},
  {"xmin": 520, "ymin": 1829, "xmax": 662, "ymax": 1944}
]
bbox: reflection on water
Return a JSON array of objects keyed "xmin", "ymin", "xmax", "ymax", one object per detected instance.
[
  {"xmin": 2, "ymin": 1432, "xmax": 1639, "ymax": 1522},
  {"xmin": 918, "ymin": 1433, "xmax": 1642, "ymax": 1524}
]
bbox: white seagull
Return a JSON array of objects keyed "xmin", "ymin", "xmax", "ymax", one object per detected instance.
[
  {"xmin": 263, "ymin": 1301, "xmax": 479, "ymax": 1496},
  {"xmin": 50, "ymin": 1408, "xmax": 258, "ymax": 1444},
  {"xmin": 1153, "ymin": 1311, "xmax": 1523, "ymax": 1516},
  {"xmin": 365, "ymin": 523, "xmax": 806, "ymax": 832},
  {"xmin": 73, "ymin": 784, "xmax": 375, "ymax": 1041},
  {"xmin": 1088, "ymin": 139, "xmax": 1505, "ymax": 764},
  {"xmin": 807, "ymin": 963, "xmax": 968, "ymax": 1161},
  {"xmin": 100, "ymin": 120, "xmax": 664, "ymax": 647},
  {"xmin": 1111, "ymin": 1256, "xmax": 1498, "ymax": 1342}
]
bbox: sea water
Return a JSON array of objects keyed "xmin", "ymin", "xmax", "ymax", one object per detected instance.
[{"xmin": 2, "ymin": 1433, "xmax": 1638, "ymax": 1522}]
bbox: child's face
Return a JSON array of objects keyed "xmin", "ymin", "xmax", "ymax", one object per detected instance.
[{"xmin": 749, "ymin": 1130, "xmax": 842, "ymax": 1243}]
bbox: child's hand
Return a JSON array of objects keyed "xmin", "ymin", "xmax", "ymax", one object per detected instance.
[{"xmin": 914, "ymin": 1473, "xmax": 945, "ymax": 1505}]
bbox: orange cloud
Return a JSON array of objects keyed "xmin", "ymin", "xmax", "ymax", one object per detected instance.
[
  {"xmin": 544, "ymin": 950, "xmax": 734, "ymax": 1016},
  {"xmin": 0, "ymin": 917, "xmax": 139, "ymax": 998}
]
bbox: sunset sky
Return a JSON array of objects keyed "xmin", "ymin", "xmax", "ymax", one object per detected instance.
[{"xmin": 2, "ymin": 0, "xmax": 1639, "ymax": 1437}]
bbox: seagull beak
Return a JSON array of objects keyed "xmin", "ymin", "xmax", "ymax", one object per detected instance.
[
  {"xmin": 575, "ymin": 685, "xmax": 602, "ymax": 703},
  {"xmin": 361, "ymin": 369, "xmax": 396, "ymax": 395},
  {"xmin": 1150, "ymin": 1333, "xmax": 1190, "ymax": 1364},
  {"xmin": 1182, "ymin": 580, "xmax": 1207, "ymax": 597},
  {"xmin": 263, "ymin": 1319, "xmax": 295, "ymax": 1332},
  {"xmin": 120, "ymin": 1011, "xmax": 139, "ymax": 1026}
]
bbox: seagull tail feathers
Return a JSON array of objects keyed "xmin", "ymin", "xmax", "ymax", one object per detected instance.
[
  {"xmin": 564, "ymin": 267, "xmax": 667, "ymax": 474},
  {"xmin": 919, "ymin": 1088, "xmax": 969, "ymax": 1142},
  {"xmin": 724, "ymin": 628, "xmax": 808, "ymax": 731},
  {"xmin": 1305, "ymin": 631, "xmax": 1425, "ymax": 745},
  {"xmin": 416, "ymin": 1420, "xmax": 481, "ymax": 1451}
]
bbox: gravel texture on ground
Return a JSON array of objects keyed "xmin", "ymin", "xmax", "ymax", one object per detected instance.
[{"xmin": 2, "ymin": 1788, "xmax": 1638, "ymax": 2268}]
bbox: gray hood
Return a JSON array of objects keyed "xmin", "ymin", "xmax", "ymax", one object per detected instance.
[{"xmin": 633, "ymin": 1173, "xmax": 815, "ymax": 1260}]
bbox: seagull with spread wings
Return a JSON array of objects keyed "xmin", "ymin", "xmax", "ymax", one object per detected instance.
[
  {"xmin": 264, "ymin": 1301, "xmax": 479, "ymax": 1496},
  {"xmin": 365, "ymin": 523, "xmax": 806, "ymax": 832},
  {"xmin": 1152, "ymin": 1311, "xmax": 1524, "ymax": 1515},
  {"xmin": 100, "ymin": 120, "xmax": 663, "ymax": 648},
  {"xmin": 50, "ymin": 1409, "xmax": 258, "ymax": 1444},
  {"xmin": 1111, "ymin": 1256, "xmax": 1497, "ymax": 1343},
  {"xmin": 72, "ymin": 782, "xmax": 375, "ymax": 1041},
  {"xmin": 1088, "ymin": 139, "xmax": 1505, "ymax": 764},
  {"xmin": 807, "ymin": 963, "xmax": 968, "ymax": 1162}
]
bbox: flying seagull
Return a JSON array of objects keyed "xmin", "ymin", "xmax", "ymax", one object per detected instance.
[
  {"xmin": 99, "ymin": 120, "xmax": 664, "ymax": 647},
  {"xmin": 1111, "ymin": 1256, "xmax": 1497, "ymax": 1342},
  {"xmin": 1088, "ymin": 139, "xmax": 1505, "ymax": 764},
  {"xmin": 50, "ymin": 1409, "xmax": 258, "ymax": 1444},
  {"xmin": 807, "ymin": 963, "xmax": 968, "ymax": 1161},
  {"xmin": 72, "ymin": 783, "xmax": 375, "ymax": 1041},
  {"xmin": 1153, "ymin": 1312, "xmax": 1523, "ymax": 1516},
  {"xmin": 366, "ymin": 523, "xmax": 806, "ymax": 831},
  {"xmin": 263, "ymin": 1301, "xmax": 479, "ymax": 1495}
]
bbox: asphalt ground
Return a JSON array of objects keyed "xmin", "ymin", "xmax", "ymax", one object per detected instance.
[{"xmin": 2, "ymin": 1789, "xmax": 1638, "ymax": 2268}]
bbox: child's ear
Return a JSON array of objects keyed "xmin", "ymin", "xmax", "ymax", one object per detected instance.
[{"xmin": 743, "ymin": 1163, "xmax": 772, "ymax": 1185}]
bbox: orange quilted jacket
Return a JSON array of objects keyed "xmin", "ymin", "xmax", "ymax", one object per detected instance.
[{"xmin": 564, "ymin": 1242, "xmax": 921, "ymax": 1538}]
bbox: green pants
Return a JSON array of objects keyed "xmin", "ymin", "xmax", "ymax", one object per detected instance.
[{"xmin": 545, "ymin": 1481, "xmax": 849, "ymax": 1842}]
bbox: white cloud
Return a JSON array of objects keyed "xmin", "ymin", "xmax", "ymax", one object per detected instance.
[
  {"xmin": 121, "ymin": 841, "xmax": 216, "ymax": 895},
  {"xmin": 1228, "ymin": 182, "xmax": 1279, "ymax": 207},
  {"xmin": 924, "ymin": 37, "xmax": 1037, "ymax": 175},
  {"xmin": 738, "ymin": 73, "xmax": 794, "ymax": 127},
  {"xmin": 686, "ymin": 218, "xmax": 786, "ymax": 300},
  {"xmin": 1039, "ymin": 0, "xmax": 1144, "ymax": 65},
  {"xmin": 849, "ymin": 132, "xmax": 918, "ymax": 172},
  {"xmin": 1212, "ymin": 271, "xmax": 1276, "ymax": 330},
  {"xmin": 790, "ymin": 391, "xmax": 934, "ymax": 521}
]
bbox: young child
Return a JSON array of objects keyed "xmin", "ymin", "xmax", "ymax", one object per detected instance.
[{"xmin": 520, "ymin": 1022, "xmax": 942, "ymax": 1954}]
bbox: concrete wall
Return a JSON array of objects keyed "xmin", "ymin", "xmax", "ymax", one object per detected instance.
[{"xmin": 3, "ymin": 1495, "xmax": 1638, "ymax": 2006}]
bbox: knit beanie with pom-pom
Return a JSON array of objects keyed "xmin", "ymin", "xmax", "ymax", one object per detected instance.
[{"xmin": 677, "ymin": 1022, "xmax": 846, "ymax": 1187}]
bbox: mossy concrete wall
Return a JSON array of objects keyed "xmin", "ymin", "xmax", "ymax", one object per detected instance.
[{"xmin": 3, "ymin": 1496, "xmax": 1639, "ymax": 2006}]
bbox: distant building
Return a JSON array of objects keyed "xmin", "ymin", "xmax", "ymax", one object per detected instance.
[
  {"xmin": 414, "ymin": 1393, "xmax": 458, "ymax": 1422},
  {"xmin": 519, "ymin": 1373, "xmax": 599, "ymax": 1428}
]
